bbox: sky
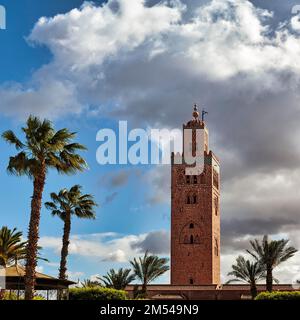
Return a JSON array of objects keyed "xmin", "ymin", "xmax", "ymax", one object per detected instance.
[{"xmin": 1, "ymin": 0, "xmax": 300, "ymax": 285}]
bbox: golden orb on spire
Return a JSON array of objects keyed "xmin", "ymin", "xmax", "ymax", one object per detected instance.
[{"xmin": 193, "ymin": 103, "xmax": 199, "ymax": 119}]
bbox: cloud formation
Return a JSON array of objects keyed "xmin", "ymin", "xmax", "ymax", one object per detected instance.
[
  {"xmin": 131, "ymin": 230, "xmax": 170, "ymax": 254},
  {"xmin": 39, "ymin": 230, "xmax": 170, "ymax": 263},
  {"xmin": 2, "ymin": 0, "xmax": 300, "ymax": 282}
]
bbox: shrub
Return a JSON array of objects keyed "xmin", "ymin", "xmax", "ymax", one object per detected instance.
[
  {"xmin": 0, "ymin": 291, "xmax": 46, "ymax": 300},
  {"xmin": 1, "ymin": 291, "xmax": 19, "ymax": 300},
  {"xmin": 255, "ymin": 291, "xmax": 300, "ymax": 300},
  {"xmin": 33, "ymin": 295, "xmax": 46, "ymax": 300},
  {"xmin": 69, "ymin": 287, "xmax": 128, "ymax": 300}
]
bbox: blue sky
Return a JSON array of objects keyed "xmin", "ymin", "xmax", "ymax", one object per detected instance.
[
  {"xmin": 1, "ymin": 0, "xmax": 300, "ymax": 284},
  {"xmin": 0, "ymin": 0, "xmax": 170, "ymax": 282}
]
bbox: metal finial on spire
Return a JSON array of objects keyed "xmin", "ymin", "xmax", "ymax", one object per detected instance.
[
  {"xmin": 202, "ymin": 109, "xmax": 208, "ymax": 122},
  {"xmin": 193, "ymin": 103, "xmax": 199, "ymax": 119}
]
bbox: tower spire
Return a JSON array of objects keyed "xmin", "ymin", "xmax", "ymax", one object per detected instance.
[
  {"xmin": 193, "ymin": 103, "xmax": 199, "ymax": 119},
  {"xmin": 192, "ymin": 103, "xmax": 208, "ymax": 122}
]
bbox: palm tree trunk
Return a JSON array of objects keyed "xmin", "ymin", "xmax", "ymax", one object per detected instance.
[
  {"xmin": 250, "ymin": 282, "xmax": 257, "ymax": 300},
  {"xmin": 24, "ymin": 165, "xmax": 46, "ymax": 300},
  {"xmin": 266, "ymin": 266, "xmax": 273, "ymax": 292},
  {"xmin": 59, "ymin": 211, "xmax": 71, "ymax": 280},
  {"xmin": 142, "ymin": 280, "xmax": 147, "ymax": 297}
]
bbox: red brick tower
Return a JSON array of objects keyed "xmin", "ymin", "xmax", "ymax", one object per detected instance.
[{"xmin": 171, "ymin": 105, "xmax": 220, "ymax": 285}]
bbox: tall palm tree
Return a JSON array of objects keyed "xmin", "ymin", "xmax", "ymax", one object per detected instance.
[
  {"xmin": 45, "ymin": 185, "xmax": 97, "ymax": 281},
  {"xmin": 0, "ymin": 227, "xmax": 27, "ymax": 267},
  {"xmin": 247, "ymin": 235, "xmax": 297, "ymax": 292},
  {"xmin": 2, "ymin": 116, "xmax": 87, "ymax": 299},
  {"xmin": 98, "ymin": 268, "xmax": 135, "ymax": 290},
  {"xmin": 130, "ymin": 251, "xmax": 169, "ymax": 296},
  {"xmin": 226, "ymin": 256, "xmax": 266, "ymax": 299}
]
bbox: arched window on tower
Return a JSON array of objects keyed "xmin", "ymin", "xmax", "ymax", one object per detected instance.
[
  {"xmin": 186, "ymin": 175, "xmax": 191, "ymax": 184},
  {"xmin": 180, "ymin": 223, "xmax": 201, "ymax": 245},
  {"xmin": 186, "ymin": 195, "xmax": 191, "ymax": 204},
  {"xmin": 186, "ymin": 194, "xmax": 197, "ymax": 205},
  {"xmin": 193, "ymin": 194, "xmax": 197, "ymax": 204},
  {"xmin": 193, "ymin": 175, "xmax": 198, "ymax": 184}
]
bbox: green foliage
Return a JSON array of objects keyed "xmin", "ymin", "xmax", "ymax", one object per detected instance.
[
  {"xmin": 0, "ymin": 226, "xmax": 47, "ymax": 267},
  {"xmin": 247, "ymin": 235, "xmax": 297, "ymax": 291},
  {"xmin": 255, "ymin": 291, "xmax": 300, "ymax": 300},
  {"xmin": 227, "ymin": 255, "xmax": 267, "ymax": 299},
  {"xmin": 247, "ymin": 236, "xmax": 298, "ymax": 269},
  {"xmin": 227, "ymin": 256, "xmax": 266, "ymax": 284},
  {"xmin": 33, "ymin": 295, "xmax": 46, "ymax": 300},
  {"xmin": 45, "ymin": 185, "xmax": 97, "ymax": 222},
  {"xmin": 79, "ymin": 279, "xmax": 101, "ymax": 288},
  {"xmin": 1, "ymin": 291, "xmax": 19, "ymax": 300},
  {"xmin": 2, "ymin": 115, "xmax": 88, "ymax": 178},
  {"xmin": 0, "ymin": 292, "xmax": 46, "ymax": 300},
  {"xmin": 45, "ymin": 185, "xmax": 97, "ymax": 281},
  {"xmin": 69, "ymin": 287, "xmax": 128, "ymax": 300},
  {"xmin": 0, "ymin": 226, "xmax": 27, "ymax": 267},
  {"xmin": 130, "ymin": 251, "xmax": 169, "ymax": 289},
  {"xmin": 99, "ymin": 268, "xmax": 135, "ymax": 290}
]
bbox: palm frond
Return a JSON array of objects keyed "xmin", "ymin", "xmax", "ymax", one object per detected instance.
[
  {"xmin": 130, "ymin": 251, "xmax": 169, "ymax": 287},
  {"xmin": 2, "ymin": 130, "xmax": 24, "ymax": 150}
]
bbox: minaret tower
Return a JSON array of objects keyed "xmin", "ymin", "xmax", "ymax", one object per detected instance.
[{"xmin": 170, "ymin": 105, "xmax": 220, "ymax": 285}]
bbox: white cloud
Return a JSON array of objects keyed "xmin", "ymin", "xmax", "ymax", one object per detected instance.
[
  {"xmin": 29, "ymin": 0, "xmax": 300, "ymax": 81},
  {"xmin": 67, "ymin": 270, "xmax": 85, "ymax": 279},
  {"xmin": 39, "ymin": 230, "xmax": 169, "ymax": 263},
  {"xmin": 0, "ymin": 79, "xmax": 82, "ymax": 120},
  {"xmin": 90, "ymin": 274, "xmax": 101, "ymax": 282},
  {"xmin": 3, "ymin": 0, "xmax": 300, "ymax": 119},
  {"xmin": 291, "ymin": 13, "xmax": 300, "ymax": 32},
  {"xmin": 28, "ymin": 0, "xmax": 182, "ymax": 69},
  {"xmin": 44, "ymin": 261, "xmax": 60, "ymax": 268},
  {"xmin": 36, "ymin": 266, "xmax": 44, "ymax": 274}
]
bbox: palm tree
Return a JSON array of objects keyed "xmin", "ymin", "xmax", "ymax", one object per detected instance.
[
  {"xmin": 130, "ymin": 251, "xmax": 169, "ymax": 296},
  {"xmin": 80, "ymin": 279, "xmax": 101, "ymax": 288},
  {"xmin": 45, "ymin": 185, "xmax": 97, "ymax": 280},
  {"xmin": 226, "ymin": 256, "xmax": 266, "ymax": 299},
  {"xmin": 247, "ymin": 235, "xmax": 297, "ymax": 292},
  {"xmin": 0, "ymin": 227, "xmax": 27, "ymax": 267},
  {"xmin": 0, "ymin": 226, "xmax": 47, "ymax": 268},
  {"xmin": 2, "ymin": 116, "xmax": 87, "ymax": 299},
  {"xmin": 98, "ymin": 268, "xmax": 135, "ymax": 290}
]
